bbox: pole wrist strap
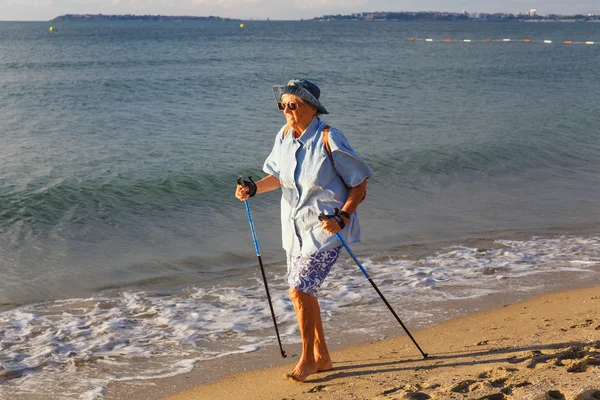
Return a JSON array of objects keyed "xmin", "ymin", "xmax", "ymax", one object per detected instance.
[
  {"xmin": 237, "ymin": 176, "xmax": 257, "ymax": 197},
  {"xmin": 333, "ymin": 215, "xmax": 346, "ymax": 229},
  {"xmin": 318, "ymin": 208, "xmax": 348, "ymax": 229}
]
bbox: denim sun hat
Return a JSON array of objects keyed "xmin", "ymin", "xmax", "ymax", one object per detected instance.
[{"xmin": 272, "ymin": 79, "xmax": 329, "ymax": 114}]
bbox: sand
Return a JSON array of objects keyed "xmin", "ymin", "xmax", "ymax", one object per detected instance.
[{"xmin": 163, "ymin": 285, "xmax": 600, "ymax": 400}]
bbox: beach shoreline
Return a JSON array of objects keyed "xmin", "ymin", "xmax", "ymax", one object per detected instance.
[
  {"xmin": 167, "ymin": 285, "xmax": 600, "ymax": 400},
  {"xmin": 102, "ymin": 283, "xmax": 600, "ymax": 400},
  {"xmin": 3, "ymin": 19, "xmax": 600, "ymax": 400}
]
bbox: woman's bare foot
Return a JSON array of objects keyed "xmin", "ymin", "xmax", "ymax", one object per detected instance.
[
  {"xmin": 316, "ymin": 356, "xmax": 333, "ymax": 372},
  {"xmin": 284, "ymin": 359, "xmax": 318, "ymax": 382}
]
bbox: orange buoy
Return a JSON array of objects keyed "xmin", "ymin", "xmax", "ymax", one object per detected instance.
[
  {"xmin": 564, "ymin": 40, "xmax": 573, "ymax": 45},
  {"xmin": 407, "ymin": 37, "xmax": 415, "ymax": 41},
  {"xmin": 443, "ymin": 39, "xmax": 452, "ymax": 43},
  {"xmin": 483, "ymin": 39, "xmax": 492, "ymax": 43},
  {"xmin": 523, "ymin": 39, "xmax": 532, "ymax": 43}
]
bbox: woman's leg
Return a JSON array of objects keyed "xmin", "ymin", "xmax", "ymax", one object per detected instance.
[
  {"xmin": 286, "ymin": 288, "xmax": 331, "ymax": 381},
  {"xmin": 313, "ymin": 298, "xmax": 332, "ymax": 372},
  {"xmin": 285, "ymin": 247, "xmax": 341, "ymax": 381}
]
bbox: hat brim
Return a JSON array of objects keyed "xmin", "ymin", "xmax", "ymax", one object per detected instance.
[{"xmin": 272, "ymin": 85, "xmax": 329, "ymax": 114}]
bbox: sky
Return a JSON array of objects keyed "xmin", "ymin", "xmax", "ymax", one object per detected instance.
[{"xmin": 1, "ymin": 0, "xmax": 599, "ymax": 21}]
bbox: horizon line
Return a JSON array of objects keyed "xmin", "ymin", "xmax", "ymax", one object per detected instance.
[{"xmin": 2, "ymin": 9, "xmax": 600, "ymax": 23}]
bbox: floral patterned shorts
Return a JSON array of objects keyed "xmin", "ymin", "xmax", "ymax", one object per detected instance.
[{"xmin": 287, "ymin": 246, "xmax": 342, "ymax": 297}]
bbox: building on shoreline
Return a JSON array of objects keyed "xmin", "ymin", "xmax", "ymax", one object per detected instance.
[{"xmin": 314, "ymin": 10, "xmax": 599, "ymax": 22}]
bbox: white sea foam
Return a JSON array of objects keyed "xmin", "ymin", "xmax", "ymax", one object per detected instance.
[
  {"xmin": 348, "ymin": 235, "xmax": 600, "ymax": 294},
  {"xmin": 0, "ymin": 235, "xmax": 598, "ymax": 398}
]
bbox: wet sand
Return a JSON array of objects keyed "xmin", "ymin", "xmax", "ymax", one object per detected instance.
[{"xmin": 156, "ymin": 285, "xmax": 600, "ymax": 400}]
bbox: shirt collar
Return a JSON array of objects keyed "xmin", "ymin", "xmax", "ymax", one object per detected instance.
[{"xmin": 295, "ymin": 117, "xmax": 321, "ymax": 147}]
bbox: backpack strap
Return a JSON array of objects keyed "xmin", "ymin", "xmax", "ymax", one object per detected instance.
[
  {"xmin": 323, "ymin": 125, "xmax": 352, "ymax": 191},
  {"xmin": 282, "ymin": 124, "xmax": 355, "ymax": 193},
  {"xmin": 281, "ymin": 125, "xmax": 292, "ymax": 140},
  {"xmin": 282, "ymin": 123, "xmax": 334, "ymax": 167},
  {"xmin": 322, "ymin": 125, "xmax": 333, "ymax": 163},
  {"xmin": 282, "ymin": 124, "xmax": 333, "ymax": 164}
]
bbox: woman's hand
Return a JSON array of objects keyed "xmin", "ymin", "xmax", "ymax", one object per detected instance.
[
  {"xmin": 235, "ymin": 175, "xmax": 281, "ymax": 201},
  {"xmin": 235, "ymin": 184, "xmax": 250, "ymax": 201},
  {"xmin": 321, "ymin": 214, "xmax": 349, "ymax": 234}
]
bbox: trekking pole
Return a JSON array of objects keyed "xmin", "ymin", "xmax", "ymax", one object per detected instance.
[
  {"xmin": 318, "ymin": 212, "xmax": 428, "ymax": 358},
  {"xmin": 237, "ymin": 177, "xmax": 287, "ymax": 358}
]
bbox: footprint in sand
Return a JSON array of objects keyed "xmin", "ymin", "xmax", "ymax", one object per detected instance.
[
  {"xmin": 515, "ymin": 345, "xmax": 600, "ymax": 372},
  {"xmin": 569, "ymin": 319, "xmax": 596, "ymax": 329},
  {"xmin": 566, "ymin": 355, "xmax": 597, "ymax": 372},
  {"xmin": 306, "ymin": 384, "xmax": 327, "ymax": 393},
  {"xmin": 574, "ymin": 390, "xmax": 600, "ymax": 400},
  {"xmin": 547, "ymin": 390, "xmax": 566, "ymax": 400},
  {"xmin": 478, "ymin": 395, "xmax": 505, "ymax": 400},
  {"xmin": 380, "ymin": 384, "xmax": 432, "ymax": 399},
  {"xmin": 401, "ymin": 393, "xmax": 431, "ymax": 400},
  {"xmin": 478, "ymin": 366, "xmax": 515, "ymax": 380},
  {"xmin": 447, "ymin": 379, "xmax": 475, "ymax": 393}
]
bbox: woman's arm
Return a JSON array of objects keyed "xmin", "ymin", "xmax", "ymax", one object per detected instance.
[
  {"xmin": 255, "ymin": 174, "xmax": 281, "ymax": 194},
  {"xmin": 321, "ymin": 179, "xmax": 368, "ymax": 234},
  {"xmin": 235, "ymin": 174, "xmax": 281, "ymax": 201},
  {"xmin": 340, "ymin": 179, "xmax": 367, "ymax": 219}
]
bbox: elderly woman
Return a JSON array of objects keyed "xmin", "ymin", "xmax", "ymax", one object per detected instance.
[{"xmin": 235, "ymin": 79, "xmax": 374, "ymax": 382}]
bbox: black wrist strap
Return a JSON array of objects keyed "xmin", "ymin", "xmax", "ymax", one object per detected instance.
[
  {"xmin": 237, "ymin": 176, "xmax": 257, "ymax": 197},
  {"xmin": 334, "ymin": 215, "xmax": 346, "ymax": 229},
  {"xmin": 318, "ymin": 209, "xmax": 347, "ymax": 229},
  {"xmin": 338, "ymin": 210, "xmax": 351, "ymax": 219}
]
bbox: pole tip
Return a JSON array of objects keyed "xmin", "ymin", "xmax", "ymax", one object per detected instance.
[{"xmin": 281, "ymin": 351, "xmax": 287, "ymax": 358}]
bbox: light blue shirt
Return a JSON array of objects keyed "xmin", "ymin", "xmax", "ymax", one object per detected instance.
[{"xmin": 263, "ymin": 117, "xmax": 374, "ymax": 256}]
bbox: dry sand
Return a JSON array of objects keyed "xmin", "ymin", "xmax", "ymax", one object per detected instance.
[{"xmin": 164, "ymin": 285, "xmax": 600, "ymax": 400}]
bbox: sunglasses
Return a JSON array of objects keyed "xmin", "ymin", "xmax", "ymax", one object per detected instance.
[{"xmin": 277, "ymin": 102, "xmax": 301, "ymax": 111}]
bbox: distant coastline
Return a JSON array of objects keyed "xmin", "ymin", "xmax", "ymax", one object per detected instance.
[
  {"xmin": 314, "ymin": 11, "xmax": 600, "ymax": 22},
  {"xmin": 51, "ymin": 12, "xmax": 600, "ymax": 23},
  {"xmin": 51, "ymin": 14, "xmax": 239, "ymax": 22}
]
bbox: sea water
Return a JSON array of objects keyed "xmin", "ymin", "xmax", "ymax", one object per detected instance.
[{"xmin": 1, "ymin": 20, "xmax": 599, "ymax": 399}]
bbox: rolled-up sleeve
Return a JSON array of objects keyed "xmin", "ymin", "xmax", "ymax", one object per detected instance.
[
  {"xmin": 328, "ymin": 129, "xmax": 374, "ymax": 187},
  {"xmin": 263, "ymin": 127, "xmax": 285, "ymax": 179}
]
